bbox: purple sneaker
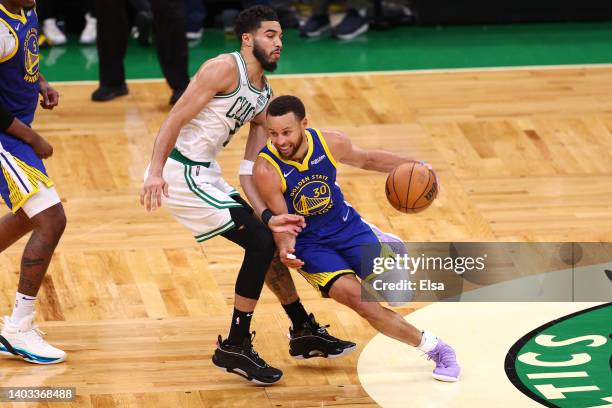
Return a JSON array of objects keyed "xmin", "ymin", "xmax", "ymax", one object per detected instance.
[{"xmin": 426, "ymin": 340, "xmax": 460, "ymax": 382}]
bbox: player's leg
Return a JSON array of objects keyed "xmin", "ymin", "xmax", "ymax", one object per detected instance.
[
  {"xmin": 338, "ymin": 222, "xmax": 461, "ymax": 382},
  {"xmin": 212, "ymin": 205, "xmax": 283, "ymax": 384},
  {"xmin": 158, "ymin": 162, "xmax": 281, "ymax": 384},
  {"xmin": 264, "ymin": 253, "xmax": 356, "ymax": 359},
  {"xmin": 0, "ymin": 212, "xmax": 32, "ymax": 252},
  {"xmin": 0, "ymin": 187, "xmax": 67, "ymax": 364},
  {"xmin": 327, "ymin": 275, "xmax": 460, "ymax": 382}
]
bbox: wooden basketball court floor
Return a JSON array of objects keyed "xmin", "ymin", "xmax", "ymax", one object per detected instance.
[{"xmin": 1, "ymin": 66, "xmax": 612, "ymax": 407}]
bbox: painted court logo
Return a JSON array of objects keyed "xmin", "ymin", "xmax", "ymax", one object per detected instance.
[{"xmin": 505, "ymin": 303, "xmax": 612, "ymax": 407}]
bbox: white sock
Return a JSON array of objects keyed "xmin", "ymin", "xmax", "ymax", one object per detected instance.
[
  {"xmin": 417, "ymin": 330, "xmax": 439, "ymax": 353},
  {"xmin": 11, "ymin": 292, "xmax": 36, "ymax": 324}
]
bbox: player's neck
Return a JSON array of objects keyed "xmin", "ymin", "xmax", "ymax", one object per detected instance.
[
  {"xmin": 1, "ymin": 1, "xmax": 22, "ymax": 14},
  {"xmin": 291, "ymin": 134, "xmax": 309, "ymax": 162},
  {"xmin": 240, "ymin": 50, "xmax": 265, "ymax": 88}
]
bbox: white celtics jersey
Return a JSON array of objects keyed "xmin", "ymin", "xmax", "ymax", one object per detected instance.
[{"xmin": 174, "ymin": 52, "xmax": 273, "ymax": 163}]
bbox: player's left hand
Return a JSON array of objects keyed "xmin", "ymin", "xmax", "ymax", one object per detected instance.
[
  {"xmin": 39, "ymin": 82, "xmax": 60, "ymax": 110},
  {"xmin": 268, "ymin": 214, "xmax": 306, "ymax": 236}
]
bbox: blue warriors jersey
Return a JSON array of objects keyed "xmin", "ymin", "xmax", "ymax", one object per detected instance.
[
  {"xmin": 0, "ymin": 5, "xmax": 53, "ymax": 214},
  {"xmin": 0, "ymin": 4, "xmax": 39, "ymax": 126},
  {"xmin": 259, "ymin": 128, "xmax": 361, "ymax": 243}
]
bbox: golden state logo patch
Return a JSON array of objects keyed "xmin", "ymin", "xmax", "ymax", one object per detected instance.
[
  {"xmin": 290, "ymin": 175, "xmax": 333, "ymax": 216},
  {"xmin": 23, "ymin": 27, "xmax": 39, "ymax": 83}
]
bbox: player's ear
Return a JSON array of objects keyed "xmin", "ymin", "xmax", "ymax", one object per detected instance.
[
  {"xmin": 301, "ymin": 117, "xmax": 308, "ymax": 129},
  {"xmin": 242, "ymin": 32, "xmax": 253, "ymax": 47}
]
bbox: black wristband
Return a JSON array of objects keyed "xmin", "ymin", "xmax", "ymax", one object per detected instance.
[
  {"xmin": 0, "ymin": 108, "xmax": 14, "ymax": 132},
  {"xmin": 261, "ymin": 209, "xmax": 273, "ymax": 226}
]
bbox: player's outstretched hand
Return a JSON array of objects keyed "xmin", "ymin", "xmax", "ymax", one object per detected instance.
[
  {"xmin": 279, "ymin": 247, "xmax": 304, "ymax": 269},
  {"xmin": 268, "ymin": 214, "xmax": 306, "ymax": 236},
  {"xmin": 141, "ymin": 175, "xmax": 169, "ymax": 212}
]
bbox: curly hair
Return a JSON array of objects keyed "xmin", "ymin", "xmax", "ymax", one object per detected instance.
[{"xmin": 234, "ymin": 6, "xmax": 279, "ymax": 44}]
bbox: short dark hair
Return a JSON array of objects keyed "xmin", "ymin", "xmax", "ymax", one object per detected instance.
[
  {"xmin": 267, "ymin": 95, "xmax": 306, "ymax": 121},
  {"xmin": 234, "ymin": 6, "xmax": 279, "ymax": 44}
]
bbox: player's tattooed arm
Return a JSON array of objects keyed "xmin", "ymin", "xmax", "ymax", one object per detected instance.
[
  {"xmin": 253, "ymin": 157, "xmax": 305, "ymax": 268},
  {"xmin": 265, "ymin": 254, "xmax": 300, "ymax": 303}
]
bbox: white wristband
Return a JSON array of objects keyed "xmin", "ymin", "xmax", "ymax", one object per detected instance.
[{"xmin": 239, "ymin": 160, "xmax": 255, "ymax": 176}]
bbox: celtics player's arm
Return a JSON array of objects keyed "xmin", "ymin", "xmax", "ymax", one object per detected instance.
[
  {"xmin": 323, "ymin": 130, "xmax": 416, "ymax": 173},
  {"xmin": 142, "ymin": 55, "xmax": 237, "ymax": 211},
  {"xmin": 239, "ymin": 109, "xmax": 270, "ymax": 216},
  {"xmin": 253, "ymin": 158, "xmax": 305, "ymax": 267}
]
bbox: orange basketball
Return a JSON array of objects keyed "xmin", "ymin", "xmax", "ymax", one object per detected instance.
[{"xmin": 385, "ymin": 162, "xmax": 437, "ymax": 213}]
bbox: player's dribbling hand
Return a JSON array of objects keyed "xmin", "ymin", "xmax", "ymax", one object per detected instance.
[
  {"xmin": 141, "ymin": 175, "xmax": 169, "ymax": 212},
  {"xmin": 421, "ymin": 161, "xmax": 440, "ymax": 198},
  {"xmin": 268, "ymin": 214, "xmax": 306, "ymax": 236},
  {"xmin": 30, "ymin": 135, "xmax": 53, "ymax": 159},
  {"xmin": 279, "ymin": 248, "xmax": 304, "ymax": 268}
]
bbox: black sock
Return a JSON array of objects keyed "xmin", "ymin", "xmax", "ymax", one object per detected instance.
[
  {"xmin": 282, "ymin": 299, "xmax": 309, "ymax": 329},
  {"xmin": 227, "ymin": 308, "xmax": 253, "ymax": 345}
]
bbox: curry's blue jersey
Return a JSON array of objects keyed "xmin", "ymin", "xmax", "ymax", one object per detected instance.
[
  {"xmin": 0, "ymin": 4, "xmax": 40, "ymax": 126},
  {"xmin": 259, "ymin": 128, "xmax": 361, "ymax": 242}
]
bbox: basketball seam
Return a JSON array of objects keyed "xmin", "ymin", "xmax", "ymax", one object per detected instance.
[
  {"xmin": 404, "ymin": 164, "xmax": 415, "ymax": 210},
  {"xmin": 410, "ymin": 169, "xmax": 432, "ymax": 209},
  {"xmin": 390, "ymin": 168, "xmax": 401, "ymax": 210}
]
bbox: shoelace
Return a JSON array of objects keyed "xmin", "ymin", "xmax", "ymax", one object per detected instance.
[
  {"xmin": 424, "ymin": 349, "xmax": 455, "ymax": 367},
  {"xmin": 243, "ymin": 332, "xmax": 269, "ymax": 367}
]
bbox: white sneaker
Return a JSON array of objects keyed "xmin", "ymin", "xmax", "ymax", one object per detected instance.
[
  {"xmin": 186, "ymin": 28, "xmax": 203, "ymax": 40},
  {"xmin": 42, "ymin": 18, "xmax": 67, "ymax": 45},
  {"xmin": 0, "ymin": 314, "xmax": 66, "ymax": 364},
  {"xmin": 79, "ymin": 13, "xmax": 97, "ymax": 44}
]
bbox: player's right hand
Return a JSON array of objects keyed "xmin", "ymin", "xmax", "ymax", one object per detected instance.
[
  {"xmin": 268, "ymin": 214, "xmax": 306, "ymax": 236},
  {"xmin": 31, "ymin": 135, "xmax": 53, "ymax": 159},
  {"xmin": 141, "ymin": 175, "xmax": 169, "ymax": 212},
  {"xmin": 279, "ymin": 247, "xmax": 304, "ymax": 269}
]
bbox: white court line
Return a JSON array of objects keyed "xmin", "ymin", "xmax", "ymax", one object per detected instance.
[{"xmin": 49, "ymin": 63, "xmax": 612, "ymax": 86}]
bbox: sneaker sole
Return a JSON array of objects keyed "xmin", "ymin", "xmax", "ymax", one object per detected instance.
[
  {"xmin": 291, "ymin": 344, "xmax": 357, "ymax": 360},
  {"xmin": 335, "ymin": 24, "xmax": 369, "ymax": 41},
  {"xmin": 301, "ymin": 25, "xmax": 331, "ymax": 38},
  {"xmin": 0, "ymin": 349, "xmax": 65, "ymax": 365},
  {"xmin": 432, "ymin": 373, "xmax": 459, "ymax": 382},
  {"xmin": 212, "ymin": 355, "xmax": 282, "ymax": 385}
]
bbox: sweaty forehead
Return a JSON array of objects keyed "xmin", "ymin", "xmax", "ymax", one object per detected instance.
[{"xmin": 256, "ymin": 20, "xmax": 282, "ymax": 35}]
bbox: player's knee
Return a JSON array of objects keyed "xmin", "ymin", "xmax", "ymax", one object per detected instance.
[
  {"xmin": 250, "ymin": 223, "xmax": 275, "ymax": 259},
  {"xmin": 35, "ymin": 204, "xmax": 67, "ymax": 241}
]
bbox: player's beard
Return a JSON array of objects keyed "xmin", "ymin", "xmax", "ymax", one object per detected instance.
[
  {"xmin": 253, "ymin": 41, "xmax": 278, "ymax": 72},
  {"xmin": 278, "ymin": 132, "xmax": 303, "ymax": 160}
]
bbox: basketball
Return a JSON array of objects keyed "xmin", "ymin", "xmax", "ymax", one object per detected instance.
[{"xmin": 385, "ymin": 162, "xmax": 438, "ymax": 213}]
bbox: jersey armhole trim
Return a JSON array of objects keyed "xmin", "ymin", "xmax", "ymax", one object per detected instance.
[
  {"xmin": 312, "ymin": 128, "xmax": 338, "ymax": 168},
  {"xmin": 258, "ymin": 152, "xmax": 287, "ymax": 193}
]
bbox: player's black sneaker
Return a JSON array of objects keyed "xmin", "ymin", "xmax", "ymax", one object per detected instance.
[
  {"xmin": 212, "ymin": 332, "xmax": 283, "ymax": 385},
  {"xmin": 289, "ymin": 313, "xmax": 357, "ymax": 359}
]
